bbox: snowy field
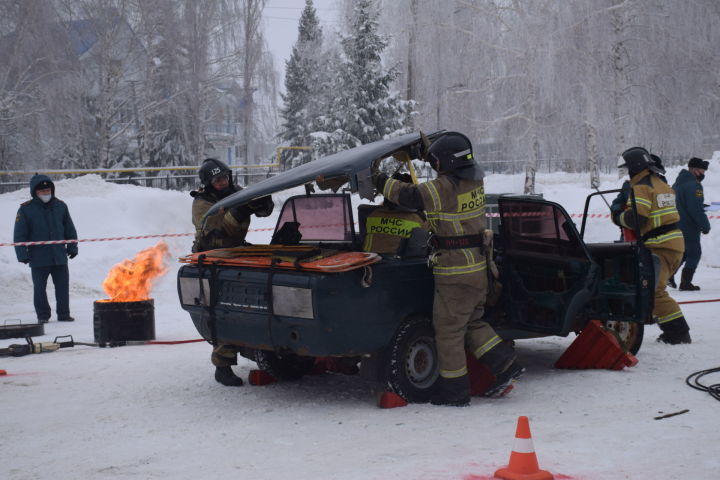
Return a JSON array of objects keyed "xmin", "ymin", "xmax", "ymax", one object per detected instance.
[{"xmin": 2, "ymin": 165, "xmax": 720, "ymax": 480}]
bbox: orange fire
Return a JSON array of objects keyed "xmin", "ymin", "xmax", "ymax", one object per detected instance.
[{"xmin": 100, "ymin": 241, "xmax": 170, "ymax": 302}]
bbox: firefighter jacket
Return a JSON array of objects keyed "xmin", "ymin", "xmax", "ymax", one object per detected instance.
[
  {"xmin": 190, "ymin": 186, "xmax": 250, "ymax": 252},
  {"xmin": 362, "ymin": 205, "xmax": 427, "ymax": 255},
  {"xmin": 672, "ymin": 169, "xmax": 710, "ymax": 235},
  {"xmin": 382, "ymin": 175, "xmax": 486, "ymax": 276},
  {"xmin": 14, "ymin": 175, "xmax": 78, "ymax": 267},
  {"xmin": 618, "ymin": 170, "xmax": 683, "ymax": 252}
]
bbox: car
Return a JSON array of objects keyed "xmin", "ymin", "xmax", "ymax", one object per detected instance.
[{"xmin": 177, "ymin": 132, "xmax": 654, "ymax": 402}]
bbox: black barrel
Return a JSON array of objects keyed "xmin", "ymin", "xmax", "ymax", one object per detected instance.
[{"xmin": 93, "ymin": 299, "xmax": 155, "ymax": 346}]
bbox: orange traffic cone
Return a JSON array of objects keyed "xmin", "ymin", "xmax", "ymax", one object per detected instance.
[{"xmin": 494, "ymin": 416, "xmax": 553, "ymax": 480}]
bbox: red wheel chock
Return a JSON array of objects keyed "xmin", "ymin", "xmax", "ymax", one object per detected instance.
[{"xmin": 554, "ymin": 320, "xmax": 638, "ymax": 370}]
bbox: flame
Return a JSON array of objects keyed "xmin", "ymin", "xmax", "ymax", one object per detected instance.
[{"xmin": 100, "ymin": 241, "xmax": 170, "ymax": 302}]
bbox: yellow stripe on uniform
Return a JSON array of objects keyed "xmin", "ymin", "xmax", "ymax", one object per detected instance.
[
  {"xmin": 473, "ymin": 335, "xmax": 503, "ymax": 358},
  {"xmin": 440, "ymin": 365, "xmax": 468, "ymax": 379},
  {"xmin": 649, "ymin": 206, "xmax": 679, "ymax": 227},
  {"xmin": 644, "ymin": 230, "xmax": 684, "ymax": 246},
  {"xmin": 657, "ymin": 310, "xmax": 683, "ymax": 324},
  {"xmin": 434, "ymin": 259, "xmax": 487, "ymax": 276},
  {"xmin": 420, "ymin": 181, "xmax": 442, "ymax": 212},
  {"xmin": 383, "ymin": 178, "xmax": 399, "ymax": 200}
]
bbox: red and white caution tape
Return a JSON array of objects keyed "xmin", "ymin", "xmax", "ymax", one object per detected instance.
[
  {"xmin": 4, "ymin": 213, "xmax": 719, "ymax": 247},
  {"xmin": 2, "ymin": 233, "xmax": 194, "ymax": 247}
]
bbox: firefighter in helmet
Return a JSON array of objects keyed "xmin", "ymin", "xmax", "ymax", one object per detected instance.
[
  {"xmin": 190, "ymin": 158, "xmax": 274, "ymax": 385},
  {"xmin": 373, "ymin": 132, "xmax": 524, "ymax": 406},
  {"xmin": 613, "ymin": 147, "xmax": 691, "ymax": 344}
]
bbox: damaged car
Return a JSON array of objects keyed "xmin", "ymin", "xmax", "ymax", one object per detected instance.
[{"xmin": 177, "ymin": 132, "xmax": 654, "ymax": 402}]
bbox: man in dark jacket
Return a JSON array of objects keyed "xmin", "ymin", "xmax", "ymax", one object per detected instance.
[
  {"xmin": 671, "ymin": 157, "xmax": 710, "ymax": 290},
  {"xmin": 190, "ymin": 158, "xmax": 274, "ymax": 386},
  {"xmin": 14, "ymin": 175, "xmax": 78, "ymax": 323}
]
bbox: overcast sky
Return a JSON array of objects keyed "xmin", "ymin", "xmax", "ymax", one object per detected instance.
[{"xmin": 263, "ymin": 0, "xmax": 342, "ymax": 87}]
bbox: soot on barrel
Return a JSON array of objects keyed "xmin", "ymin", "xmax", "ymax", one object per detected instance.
[{"xmin": 93, "ymin": 299, "xmax": 155, "ymax": 346}]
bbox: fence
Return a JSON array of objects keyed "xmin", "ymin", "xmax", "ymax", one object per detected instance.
[{"xmin": 0, "ymin": 164, "xmax": 280, "ymax": 195}]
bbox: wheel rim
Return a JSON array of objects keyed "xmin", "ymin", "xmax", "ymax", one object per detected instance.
[
  {"xmin": 604, "ymin": 320, "xmax": 639, "ymax": 349},
  {"xmin": 405, "ymin": 335, "xmax": 439, "ymax": 389}
]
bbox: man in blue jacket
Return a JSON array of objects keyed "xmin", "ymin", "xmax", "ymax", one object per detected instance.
[
  {"xmin": 671, "ymin": 157, "xmax": 710, "ymax": 290},
  {"xmin": 14, "ymin": 175, "xmax": 78, "ymax": 323}
]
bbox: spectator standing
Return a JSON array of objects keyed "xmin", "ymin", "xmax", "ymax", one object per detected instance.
[
  {"xmin": 13, "ymin": 174, "xmax": 78, "ymax": 323},
  {"xmin": 671, "ymin": 157, "xmax": 710, "ymax": 290}
]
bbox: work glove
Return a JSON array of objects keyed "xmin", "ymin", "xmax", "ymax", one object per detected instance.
[
  {"xmin": 248, "ymin": 196, "xmax": 274, "ymax": 218},
  {"xmin": 392, "ymin": 172, "xmax": 412, "ymax": 184},
  {"xmin": 68, "ymin": 252, "xmax": 77, "ymax": 259},
  {"xmin": 229, "ymin": 204, "xmax": 253, "ymax": 223},
  {"xmin": 611, "ymin": 209, "xmax": 622, "ymax": 226},
  {"xmin": 372, "ymin": 171, "xmax": 388, "ymax": 193},
  {"xmin": 702, "ymin": 228, "xmax": 710, "ymax": 235}
]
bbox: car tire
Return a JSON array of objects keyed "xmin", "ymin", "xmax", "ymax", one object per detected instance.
[
  {"xmin": 255, "ymin": 350, "xmax": 316, "ymax": 380},
  {"xmin": 602, "ymin": 320, "xmax": 644, "ymax": 355},
  {"xmin": 386, "ymin": 316, "xmax": 440, "ymax": 403}
]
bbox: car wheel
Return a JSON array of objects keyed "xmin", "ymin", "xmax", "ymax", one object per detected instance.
[
  {"xmin": 255, "ymin": 350, "xmax": 316, "ymax": 380},
  {"xmin": 386, "ymin": 316, "xmax": 440, "ymax": 403},
  {"xmin": 602, "ymin": 320, "xmax": 644, "ymax": 355}
]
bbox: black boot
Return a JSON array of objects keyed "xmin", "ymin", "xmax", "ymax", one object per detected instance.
[
  {"xmin": 214, "ymin": 366, "xmax": 244, "ymax": 386},
  {"xmin": 667, "ymin": 275, "xmax": 677, "ymax": 289},
  {"xmin": 657, "ymin": 317, "xmax": 692, "ymax": 345},
  {"xmin": 478, "ymin": 341, "xmax": 524, "ymax": 397},
  {"xmin": 679, "ymin": 268, "xmax": 700, "ymax": 291},
  {"xmin": 484, "ymin": 362, "xmax": 526, "ymax": 398},
  {"xmin": 430, "ymin": 375, "xmax": 471, "ymax": 407}
]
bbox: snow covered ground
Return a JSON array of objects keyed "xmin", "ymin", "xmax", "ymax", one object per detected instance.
[{"xmin": 2, "ymin": 168, "xmax": 720, "ymax": 480}]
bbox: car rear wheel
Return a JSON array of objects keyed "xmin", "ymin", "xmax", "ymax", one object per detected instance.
[
  {"xmin": 255, "ymin": 350, "xmax": 316, "ymax": 380},
  {"xmin": 386, "ymin": 316, "xmax": 440, "ymax": 403},
  {"xmin": 602, "ymin": 320, "xmax": 644, "ymax": 355}
]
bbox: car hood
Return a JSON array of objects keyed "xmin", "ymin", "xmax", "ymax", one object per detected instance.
[{"xmin": 207, "ymin": 131, "xmax": 441, "ymax": 217}]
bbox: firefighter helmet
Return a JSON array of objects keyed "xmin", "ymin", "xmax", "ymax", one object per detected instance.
[
  {"xmin": 618, "ymin": 147, "xmax": 652, "ymax": 177},
  {"xmin": 425, "ymin": 132, "xmax": 483, "ymax": 180},
  {"xmin": 199, "ymin": 158, "xmax": 232, "ymax": 189}
]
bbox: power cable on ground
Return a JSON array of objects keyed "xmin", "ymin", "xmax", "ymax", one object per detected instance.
[{"xmin": 686, "ymin": 367, "xmax": 720, "ymax": 402}]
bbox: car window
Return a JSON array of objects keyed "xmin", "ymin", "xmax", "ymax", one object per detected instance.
[
  {"xmin": 501, "ymin": 200, "xmax": 585, "ymax": 258},
  {"xmin": 274, "ymin": 195, "xmax": 354, "ymax": 242}
]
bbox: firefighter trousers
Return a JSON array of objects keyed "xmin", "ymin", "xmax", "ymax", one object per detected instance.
[
  {"xmin": 651, "ymin": 247, "xmax": 685, "ymax": 326},
  {"xmin": 432, "ymin": 270, "xmax": 501, "ymax": 379}
]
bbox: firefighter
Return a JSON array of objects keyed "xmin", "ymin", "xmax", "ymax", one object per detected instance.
[
  {"xmin": 613, "ymin": 147, "xmax": 691, "ymax": 344},
  {"xmin": 190, "ymin": 158, "xmax": 274, "ymax": 386},
  {"xmin": 373, "ymin": 132, "xmax": 524, "ymax": 406},
  {"xmin": 670, "ymin": 157, "xmax": 710, "ymax": 291},
  {"xmin": 363, "ymin": 173, "xmax": 429, "ymax": 255}
]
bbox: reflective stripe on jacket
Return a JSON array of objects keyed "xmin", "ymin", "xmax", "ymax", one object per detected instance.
[
  {"xmin": 384, "ymin": 175, "xmax": 486, "ymax": 276},
  {"xmin": 624, "ymin": 170, "xmax": 683, "ymax": 252}
]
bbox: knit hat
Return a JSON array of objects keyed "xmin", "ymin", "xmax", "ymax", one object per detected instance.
[{"xmin": 688, "ymin": 157, "xmax": 709, "ymax": 170}]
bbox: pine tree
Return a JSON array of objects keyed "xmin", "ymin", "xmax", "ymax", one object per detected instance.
[
  {"xmin": 279, "ymin": 0, "xmax": 324, "ymax": 168},
  {"xmin": 318, "ymin": 0, "xmax": 414, "ymax": 155}
]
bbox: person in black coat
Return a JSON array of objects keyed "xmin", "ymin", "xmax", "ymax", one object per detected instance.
[
  {"xmin": 14, "ymin": 175, "xmax": 78, "ymax": 323},
  {"xmin": 670, "ymin": 157, "xmax": 710, "ymax": 290}
]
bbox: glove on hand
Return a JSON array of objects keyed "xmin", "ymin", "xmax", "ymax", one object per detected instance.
[
  {"xmin": 68, "ymin": 252, "xmax": 77, "ymax": 259},
  {"xmin": 611, "ymin": 209, "xmax": 622, "ymax": 226},
  {"xmin": 230, "ymin": 204, "xmax": 253, "ymax": 223},
  {"xmin": 372, "ymin": 171, "xmax": 388, "ymax": 193},
  {"xmin": 248, "ymin": 196, "xmax": 274, "ymax": 218}
]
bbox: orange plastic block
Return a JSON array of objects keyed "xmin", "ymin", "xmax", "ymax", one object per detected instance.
[
  {"xmin": 248, "ymin": 369, "xmax": 277, "ymax": 385},
  {"xmin": 377, "ymin": 391, "xmax": 408, "ymax": 409},
  {"xmin": 466, "ymin": 351, "xmax": 496, "ymax": 396},
  {"xmin": 554, "ymin": 320, "xmax": 638, "ymax": 370}
]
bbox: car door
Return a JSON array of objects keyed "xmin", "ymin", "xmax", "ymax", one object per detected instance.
[{"xmin": 498, "ymin": 197, "xmax": 597, "ymax": 336}]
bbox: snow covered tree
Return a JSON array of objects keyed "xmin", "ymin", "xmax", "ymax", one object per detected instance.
[
  {"xmin": 314, "ymin": 0, "xmax": 415, "ymax": 156},
  {"xmin": 279, "ymin": 0, "xmax": 323, "ymax": 169}
]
